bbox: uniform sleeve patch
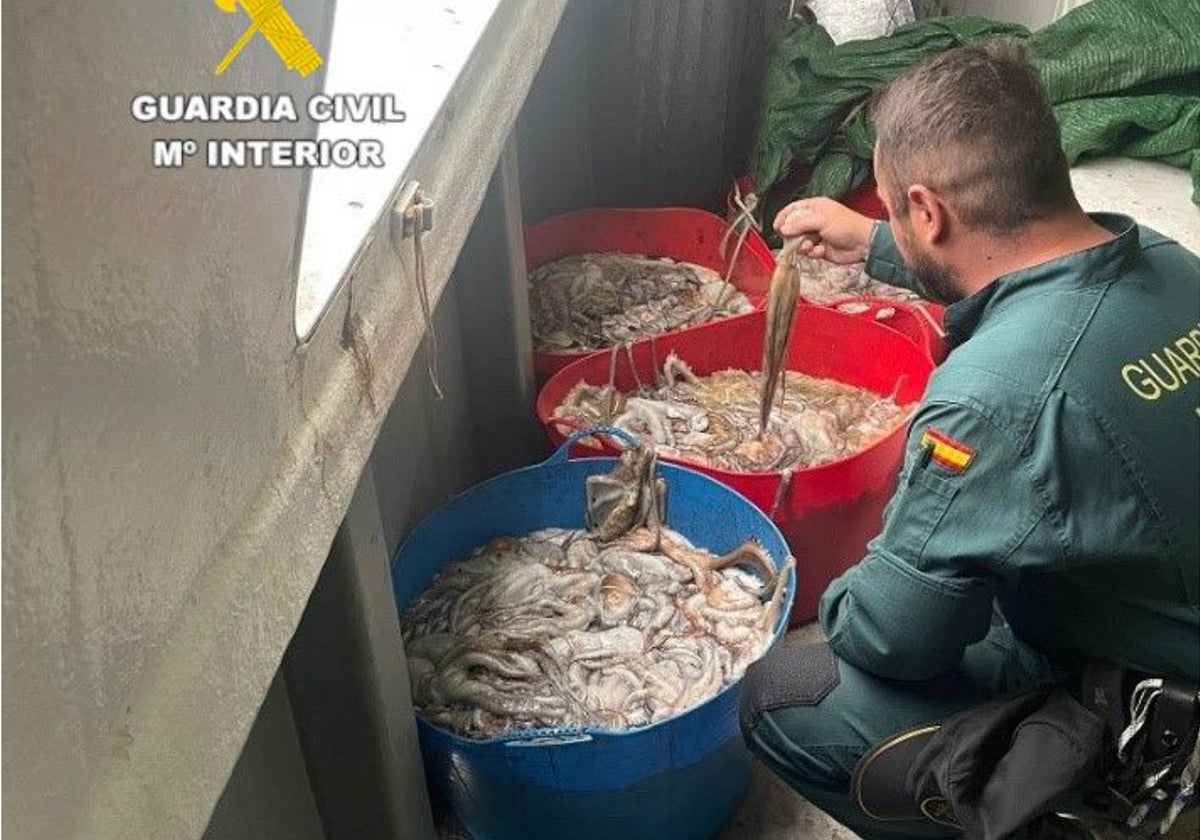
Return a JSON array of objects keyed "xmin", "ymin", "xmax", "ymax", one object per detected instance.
[{"xmin": 919, "ymin": 428, "xmax": 975, "ymax": 473}]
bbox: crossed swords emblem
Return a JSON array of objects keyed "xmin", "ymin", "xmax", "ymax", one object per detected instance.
[{"xmin": 214, "ymin": 0, "xmax": 323, "ymax": 78}]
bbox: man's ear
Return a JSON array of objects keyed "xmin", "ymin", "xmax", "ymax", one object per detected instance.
[{"xmin": 906, "ymin": 184, "xmax": 948, "ymax": 244}]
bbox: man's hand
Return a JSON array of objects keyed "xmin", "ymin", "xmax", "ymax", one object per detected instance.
[{"xmin": 774, "ymin": 198, "xmax": 875, "ymax": 265}]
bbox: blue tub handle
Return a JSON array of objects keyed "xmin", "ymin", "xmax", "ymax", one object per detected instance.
[
  {"xmin": 502, "ymin": 724, "xmax": 595, "ymax": 747},
  {"xmin": 545, "ymin": 425, "xmax": 640, "ymax": 465}
]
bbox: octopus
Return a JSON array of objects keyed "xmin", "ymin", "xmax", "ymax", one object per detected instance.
[
  {"xmin": 761, "ymin": 237, "xmax": 803, "ymax": 434},
  {"xmin": 529, "ymin": 252, "xmax": 754, "ymax": 352},
  {"xmin": 399, "ymin": 447, "xmax": 793, "ymax": 739},
  {"xmin": 789, "ymin": 257, "xmax": 921, "ymax": 304},
  {"xmin": 553, "ymin": 352, "xmax": 914, "ymax": 473}
]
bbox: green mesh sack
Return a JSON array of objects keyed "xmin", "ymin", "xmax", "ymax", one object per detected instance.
[{"xmin": 752, "ymin": 0, "xmax": 1200, "ymax": 221}]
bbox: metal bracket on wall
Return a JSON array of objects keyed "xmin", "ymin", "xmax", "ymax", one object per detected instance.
[
  {"xmin": 389, "ymin": 181, "xmax": 444, "ymax": 398},
  {"xmin": 391, "ymin": 181, "xmax": 435, "ymax": 240}
]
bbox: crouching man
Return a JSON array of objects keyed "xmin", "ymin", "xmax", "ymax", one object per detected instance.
[{"xmin": 740, "ymin": 41, "xmax": 1200, "ymax": 840}]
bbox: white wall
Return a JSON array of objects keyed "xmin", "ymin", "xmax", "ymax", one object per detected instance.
[{"xmin": 940, "ymin": 0, "xmax": 1063, "ymax": 28}]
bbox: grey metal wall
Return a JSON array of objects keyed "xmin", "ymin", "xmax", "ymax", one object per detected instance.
[
  {"xmin": 203, "ymin": 254, "xmax": 500, "ymax": 838},
  {"xmin": 519, "ymin": 0, "xmax": 785, "ymax": 222},
  {"xmin": 202, "ymin": 676, "xmax": 324, "ymax": 840},
  {"xmin": 2, "ymin": 1, "xmax": 565, "ymax": 838}
]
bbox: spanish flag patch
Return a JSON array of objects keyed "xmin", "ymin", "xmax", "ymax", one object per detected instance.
[{"xmin": 919, "ymin": 428, "xmax": 975, "ymax": 473}]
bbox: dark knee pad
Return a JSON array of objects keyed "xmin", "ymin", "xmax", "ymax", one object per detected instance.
[{"xmin": 739, "ymin": 637, "xmax": 841, "ymax": 740}]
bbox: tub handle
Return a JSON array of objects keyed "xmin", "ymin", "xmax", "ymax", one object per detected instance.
[
  {"xmin": 546, "ymin": 425, "xmax": 639, "ymax": 464},
  {"xmin": 503, "ymin": 729, "xmax": 595, "ymax": 747},
  {"xmin": 830, "ymin": 295, "xmax": 942, "ymax": 359}
]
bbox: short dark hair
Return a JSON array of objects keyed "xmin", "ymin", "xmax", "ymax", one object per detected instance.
[{"xmin": 871, "ymin": 39, "xmax": 1075, "ymax": 232}]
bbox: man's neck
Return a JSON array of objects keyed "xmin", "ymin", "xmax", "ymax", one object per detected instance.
[{"xmin": 953, "ymin": 210, "xmax": 1116, "ymax": 298}]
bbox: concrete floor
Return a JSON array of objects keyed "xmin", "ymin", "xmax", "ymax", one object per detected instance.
[
  {"xmin": 433, "ymin": 622, "xmax": 859, "ymax": 840},
  {"xmin": 714, "ymin": 761, "xmax": 861, "ymax": 840},
  {"xmin": 1069, "ymin": 158, "xmax": 1200, "ymax": 255}
]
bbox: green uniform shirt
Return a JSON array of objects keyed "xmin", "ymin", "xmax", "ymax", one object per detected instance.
[{"xmin": 819, "ymin": 214, "xmax": 1200, "ymax": 683}]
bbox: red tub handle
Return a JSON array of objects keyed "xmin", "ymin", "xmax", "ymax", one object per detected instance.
[
  {"xmin": 548, "ymin": 414, "xmax": 587, "ymax": 439},
  {"xmin": 829, "ymin": 296, "xmax": 943, "ymax": 361}
]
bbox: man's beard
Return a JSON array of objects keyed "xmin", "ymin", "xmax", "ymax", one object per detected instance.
[{"xmin": 896, "ymin": 221, "xmax": 962, "ymax": 305}]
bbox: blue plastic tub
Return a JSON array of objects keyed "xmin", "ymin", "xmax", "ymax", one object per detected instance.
[{"xmin": 391, "ymin": 428, "xmax": 796, "ymax": 840}]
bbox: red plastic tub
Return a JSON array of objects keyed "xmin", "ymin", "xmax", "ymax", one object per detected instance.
[
  {"xmin": 526, "ymin": 207, "xmax": 777, "ymax": 386},
  {"xmin": 536, "ymin": 304, "xmax": 935, "ymax": 623}
]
